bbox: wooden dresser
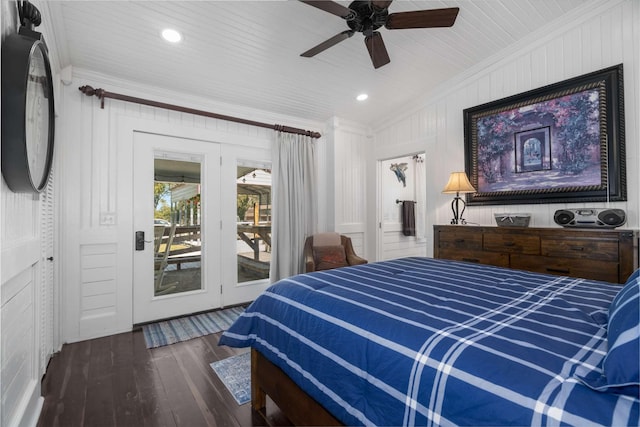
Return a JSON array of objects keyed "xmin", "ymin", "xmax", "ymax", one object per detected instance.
[{"xmin": 433, "ymin": 225, "xmax": 638, "ymax": 284}]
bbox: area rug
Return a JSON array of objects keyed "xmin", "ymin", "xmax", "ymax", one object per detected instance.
[
  {"xmin": 142, "ymin": 306, "xmax": 244, "ymax": 349},
  {"xmin": 210, "ymin": 352, "xmax": 251, "ymax": 405}
]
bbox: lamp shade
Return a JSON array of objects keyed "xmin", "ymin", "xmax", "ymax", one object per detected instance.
[{"xmin": 442, "ymin": 172, "xmax": 475, "ymax": 194}]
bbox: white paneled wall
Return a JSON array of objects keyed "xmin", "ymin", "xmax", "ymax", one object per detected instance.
[
  {"xmin": 58, "ymin": 70, "xmax": 325, "ymax": 343},
  {"xmin": 79, "ymin": 244, "xmax": 117, "ymax": 336},
  {"xmin": 372, "ymin": 0, "xmax": 639, "ymax": 258},
  {"xmin": 1, "ymin": 3, "xmax": 56, "ymax": 426},
  {"xmin": 328, "ymin": 119, "xmax": 370, "ymax": 258},
  {"xmin": 0, "ymin": 186, "xmax": 50, "ymax": 427},
  {"xmin": 1, "ymin": 269, "xmax": 36, "ymax": 427}
]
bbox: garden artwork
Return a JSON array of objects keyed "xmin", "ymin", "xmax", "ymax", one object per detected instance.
[
  {"xmin": 476, "ymin": 88, "xmax": 600, "ymax": 193},
  {"xmin": 463, "ymin": 64, "xmax": 626, "ymax": 205}
]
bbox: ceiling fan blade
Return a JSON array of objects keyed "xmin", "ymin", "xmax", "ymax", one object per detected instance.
[
  {"xmin": 385, "ymin": 7, "xmax": 459, "ymax": 29},
  {"xmin": 298, "ymin": 1, "xmax": 355, "ymax": 19},
  {"xmin": 301, "ymin": 30, "xmax": 355, "ymax": 58},
  {"xmin": 364, "ymin": 32, "xmax": 390, "ymax": 69},
  {"xmin": 371, "ymin": 0, "xmax": 393, "ymax": 11}
]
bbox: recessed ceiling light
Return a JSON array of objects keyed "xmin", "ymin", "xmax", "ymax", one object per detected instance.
[
  {"xmin": 356, "ymin": 93, "xmax": 368, "ymax": 101},
  {"xmin": 162, "ymin": 28, "xmax": 182, "ymax": 43}
]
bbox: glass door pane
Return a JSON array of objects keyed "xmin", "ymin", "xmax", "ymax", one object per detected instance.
[
  {"xmin": 236, "ymin": 165, "xmax": 271, "ymax": 283},
  {"xmin": 154, "ymin": 158, "xmax": 202, "ymax": 296}
]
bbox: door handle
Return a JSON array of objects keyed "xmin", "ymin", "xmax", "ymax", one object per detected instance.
[{"xmin": 135, "ymin": 231, "xmax": 145, "ymax": 250}]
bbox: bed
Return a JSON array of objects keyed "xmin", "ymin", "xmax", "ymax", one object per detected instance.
[{"xmin": 219, "ymin": 257, "xmax": 640, "ymax": 426}]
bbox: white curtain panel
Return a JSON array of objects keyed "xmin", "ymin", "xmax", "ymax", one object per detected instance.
[
  {"xmin": 269, "ymin": 132, "xmax": 318, "ymax": 282},
  {"xmin": 415, "ymin": 156, "xmax": 426, "ymax": 239}
]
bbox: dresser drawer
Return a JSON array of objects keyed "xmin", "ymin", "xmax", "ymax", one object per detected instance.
[
  {"xmin": 437, "ymin": 229, "xmax": 483, "ymax": 251},
  {"xmin": 439, "ymin": 249, "xmax": 509, "ymax": 268},
  {"xmin": 483, "ymin": 233, "xmax": 539, "ymax": 255},
  {"xmin": 433, "ymin": 225, "xmax": 636, "ymax": 284},
  {"xmin": 541, "ymin": 237, "xmax": 619, "ymax": 261},
  {"xmin": 511, "ymin": 254, "xmax": 619, "ymax": 283}
]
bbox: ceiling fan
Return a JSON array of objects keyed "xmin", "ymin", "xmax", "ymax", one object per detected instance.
[{"xmin": 299, "ymin": 1, "xmax": 459, "ymax": 69}]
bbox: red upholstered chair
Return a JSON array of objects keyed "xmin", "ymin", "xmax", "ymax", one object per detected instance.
[{"xmin": 304, "ymin": 232, "xmax": 367, "ymax": 273}]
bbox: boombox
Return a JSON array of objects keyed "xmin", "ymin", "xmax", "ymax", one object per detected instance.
[{"xmin": 553, "ymin": 208, "xmax": 626, "ymax": 228}]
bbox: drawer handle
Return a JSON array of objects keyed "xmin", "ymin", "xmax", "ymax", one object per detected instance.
[
  {"xmin": 547, "ymin": 267, "xmax": 570, "ymax": 274},
  {"xmin": 455, "ymin": 239, "xmax": 465, "ymax": 243},
  {"xmin": 503, "ymin": 242, "xmax": 515, "ymax": 247},
  {"xmin": 569, "ymin": 246, "xmax": 585, "ymax": 251},
  {"xmin": 462, "ymin": 258, "xmax": 480, "ymax": 263}
]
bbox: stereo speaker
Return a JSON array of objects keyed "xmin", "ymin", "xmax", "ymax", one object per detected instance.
[{"xmin": 553, "ymin": 208, "xmax": 626, "ymax": 228}]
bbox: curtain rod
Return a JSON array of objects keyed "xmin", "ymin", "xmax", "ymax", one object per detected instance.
[{"xmin": 78, "ymin": 85, "xmax": 322, "ymax": 139}]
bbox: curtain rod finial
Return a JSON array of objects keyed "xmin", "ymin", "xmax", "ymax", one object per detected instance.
[
  {"xmin": 79, "ymin": 85, "xmax": 106, "ymax": 108},
  {"xmin": 78, "ymin": 85, "xmax": 95, "ymax": 95},
  {"xmin": 78, "ymin": 85, "xmax": 105, "ymax": 99}
]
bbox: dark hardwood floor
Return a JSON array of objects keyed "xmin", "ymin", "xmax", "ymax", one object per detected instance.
[{"xmin": 37, "ymin": 330, "xmax": 289, "ymax": 427}]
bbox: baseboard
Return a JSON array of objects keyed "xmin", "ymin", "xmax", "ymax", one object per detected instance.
[{"xmin": 6, "ymin": 379, "xmax": 43, "ymax": 427}]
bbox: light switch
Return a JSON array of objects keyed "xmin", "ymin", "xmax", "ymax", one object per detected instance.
[{"xmin": 100, "ymin": 212, "xmax": 117, "ymax": 225}]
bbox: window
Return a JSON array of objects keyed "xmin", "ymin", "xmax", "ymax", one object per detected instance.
[{"xmin": 236, "ymin": 164, "xmax": 271, "ymax": 283}]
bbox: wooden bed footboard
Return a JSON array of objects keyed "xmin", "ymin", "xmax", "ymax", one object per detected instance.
[{"xmin": 251, "ymin": 348, "xmax": 343, "ymax": 426}]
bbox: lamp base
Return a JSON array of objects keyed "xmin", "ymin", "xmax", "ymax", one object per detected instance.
[{"xmin": 450, "ymin": 194, "xmax": 467, "ymax": 225}]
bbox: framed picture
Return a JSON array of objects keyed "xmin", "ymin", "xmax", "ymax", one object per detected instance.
[{"xmin": 463, "ymin": 64, "xmax": 626, "ymax": 205}]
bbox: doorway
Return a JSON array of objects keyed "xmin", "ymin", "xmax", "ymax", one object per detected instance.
[
  {"xmin": 132, "ymin": 132, "xmax": 221, "ymax": 324},
  {"xmin": 377, "ymin": 153, "xmax": 426, "ymax": 261}
]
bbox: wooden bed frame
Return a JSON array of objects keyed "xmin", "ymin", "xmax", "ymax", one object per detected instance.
[{"xmin": 251, "ymin": 348, "xmax": 343, "ymax": 426}]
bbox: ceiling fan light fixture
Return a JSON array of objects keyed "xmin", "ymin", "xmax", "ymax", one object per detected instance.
[
  {"xmin": 299, "ymin": 1, "xmax": 459, "ymax": 69},
  {"xmin": 356, "ymin": 93, "xmax": 368, "ymax": 101},
  {"xmin": 161, "ymin": 28, "xmax": 182, "ymax": 43}
]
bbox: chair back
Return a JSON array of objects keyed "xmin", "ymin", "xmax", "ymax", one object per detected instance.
[
  {"xmin": 304, "ymin": 233, "xmax": 367, "ymax": 272},
  {"xmin": 155, "ymin": 224, "xmax": 177, "ymax": 293}
]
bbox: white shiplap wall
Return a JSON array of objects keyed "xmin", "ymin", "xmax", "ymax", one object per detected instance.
[
  {"xmin": 1, "ymin": 95, "xmax": 53, "ymax": 427},
  {"xmin": 328, "ymin": 119, "xmax": 371, "ymax": 258},
  {"xmin": 1, "ymin": 2, "xmax": 57, "ymax": 426},
  {"xmin": 372, "ymin": 0, "xmax": 639, "ymax": 258},
  {"xmin": 58, "ymin": 69, "xmax": 328, "ymax": 343}
]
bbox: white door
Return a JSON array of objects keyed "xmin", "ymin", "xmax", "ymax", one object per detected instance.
[
  {"xmin": 377, "ymin": 154, "xmax": 426, "ymax": 261},
  {"xmin": 219, "ymin": 145, "xmax": 273, "ymax": 307},
  {"xmin": 133, "ymin": 132, "xmax": 221, "ymax": 324}
]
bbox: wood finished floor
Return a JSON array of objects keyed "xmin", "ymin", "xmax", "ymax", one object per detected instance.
[{"xmin": 37, "ymin": 330, "xmax": 289, "ymax": 427}]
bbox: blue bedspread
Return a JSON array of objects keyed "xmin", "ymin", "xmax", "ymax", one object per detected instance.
[{"xmin": 219, "ymin": 257, "xmax": 639, "ymax": 426}]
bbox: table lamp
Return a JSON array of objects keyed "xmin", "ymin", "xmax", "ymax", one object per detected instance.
[{"xmin": 442, "ymin": 172, "xmax": 476, "ymax": 224}]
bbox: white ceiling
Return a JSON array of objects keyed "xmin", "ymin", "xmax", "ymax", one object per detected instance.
[{"xmin": 43, "ymin": 0, "xmax": 587, "ymax": 127}]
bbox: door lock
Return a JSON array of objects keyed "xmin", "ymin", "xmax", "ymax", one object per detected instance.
[{"xmin": 135, "ymin": 231, "xmax": 145, "ymax": 250}]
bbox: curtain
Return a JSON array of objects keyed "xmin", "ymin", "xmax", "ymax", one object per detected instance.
[
  {"xmin": 415, "ymin": 155, "xmax": 426, "ymax": 239},
  {"xmin": 269, "ymin": 132, "xmax": 317, "ymax": 282}
]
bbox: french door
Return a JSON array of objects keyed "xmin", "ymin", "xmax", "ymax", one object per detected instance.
[{"xmin": 132, "ymin": 132, "xmax": 221, "ymax": 324}]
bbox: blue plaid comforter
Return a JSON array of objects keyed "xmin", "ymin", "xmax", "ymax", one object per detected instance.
[{"xmin": 219, "ymin": 257, "xmax": 640, "ymax": 426}]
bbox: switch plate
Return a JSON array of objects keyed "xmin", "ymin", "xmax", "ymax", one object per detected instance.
[{"xmin": 100, "ymin": 212, "xmax": 117, "ymax": 225}]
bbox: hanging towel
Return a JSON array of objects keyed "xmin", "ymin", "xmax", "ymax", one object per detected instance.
[{"xmin": 401, "ymin": 201, "xmax": 416, "ymax": 236}]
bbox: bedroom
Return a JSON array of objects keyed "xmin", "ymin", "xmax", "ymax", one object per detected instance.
[{"xmin": 1, "ymin": 0, "xmax": 638, "ymax": 426}]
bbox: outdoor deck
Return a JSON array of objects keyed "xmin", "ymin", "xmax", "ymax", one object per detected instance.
[
  {"xmin": 155, "ymin": 223, "xmax": 271, "ymax": 295},
  {"xmin": 158, "ymin": 252, "xmax": 271, "ymax": 295}
]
